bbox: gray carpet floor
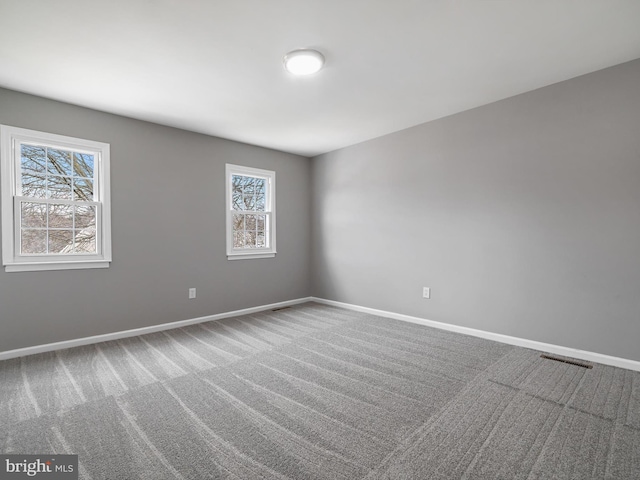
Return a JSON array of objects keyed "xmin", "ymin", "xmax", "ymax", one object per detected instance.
[{"xmin": 1, "ymin": 302, "xmax": 638, "ymax": 479}]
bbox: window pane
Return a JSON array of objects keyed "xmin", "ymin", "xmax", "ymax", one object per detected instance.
[
  {"xmin": 21, "ymin": 202, "xmax": 47, "ymax": 228},
  {"xmin": 73, "ymin": 153, "xmax": 94, "ymax": 178},
  {"xmin": 21, "ymin": 172, "xmax": 47, "ymax": 198},
  {"xmin": 232, "ymin": 176, "xmax": 243, "ymax": 195},
  {"xmin": 232, "ymin": 214, "xmax": 244, "ymax": 231},
  {"xmin": 47, "ymin": 148, "xmax": 73, "ymax": 176},
  {"xmin": 21, "ymin": 145, "xmax": 46, "ymax": 174},
  {"xmin": 245, "ymin": 214, "xmax": 257, "ymax": 230},
  {"xmin": 257, "ymin": 215, "xmax": 265, "ymax": 231},
  {"xmin": 233, "ymin": 230, "xmax": 244, "ymax": 249},
  {"xmin": 47, "ymin": 175, "xmax": 72, "ymax": 199},
  {"xmin": 255, "ymin": 179, "xmax": 265, "ymax": 195},
  {"xmin": 75, "ymin": 228, "xmax": 96, "ymax": 253},
  {"xmin": 232, "ymin": 192, "xmax": 244, "ymax": 211},
  {"xmin": 255, "ymin": 195, "xmax": 265, "ymax": 211},
  {"xmin": 75, "ymin": 205, "xmax": 96, "ymax": 228},
  {"xmin": 243, "ymin": 195, "xmax": 255, "ymax": 211},
  {"xmin": 48, "ymin": 204, "xmax": 74, "ymax": 228},
  {"xmin": 21, "ymin": 229, "xmax": 47, "ymax": 254},
  {"xmin": 257, "ymin": 231, "xmax": 266, "ymax": 248},
  {"xmin": 242, "ymin": 176, "xmax": 255, "ymax": 195},
  {"xmin": 73, "ymin": 177, "xmax": 93, "ymax": 201},
  {"xmin": 244, "ymin": 230, "xmax": 256, "ymax": 248},
  {"xmin": 48, "ymin": 230, "xmax": 74, "ymax": 254}
]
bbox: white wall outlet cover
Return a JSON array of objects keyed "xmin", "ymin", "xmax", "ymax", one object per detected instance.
[
  {"xmin": 423, "ymin": 287, "xmax": 431, "ymax": 299},
  {"xmin": 189, "ymin": 288, "xmax": 196, "ymax": 299}
]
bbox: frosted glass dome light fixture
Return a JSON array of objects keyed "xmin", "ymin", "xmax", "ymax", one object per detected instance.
[{"xmin": 283, "ymin": 49, "xmax": 325, "ymax": 76}]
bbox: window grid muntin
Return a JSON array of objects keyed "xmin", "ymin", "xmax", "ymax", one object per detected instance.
[
  {"xmin": 226, "ymin": 164, "xmax": 275, "ymax": 258},
  {"xmin": 16, "ymin": 139, "xmax": 100, "ymax": 258},
  {"xmin": 231, "ymin": 173, "xmax": 271, "ymax": 251},
  {"xmin": 19, "ymin": 142, "xmax": 96, "ymax": 202},
  {"xmin": 231, "ymin": 174, "xmax": 267, "ymax": 213},
  {"xmin": 232, "ymin": 211, "xmax": 271, "ymax": 249},
  {"xmin": 16, "ymin": 197, "xmax": 100, "ymax": 256}
]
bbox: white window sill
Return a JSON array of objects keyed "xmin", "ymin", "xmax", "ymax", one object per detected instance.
[
  {"xmin": 5, "ymin": 261, "xmax": 110, "ymax": 272},
  {"xmin": 227, "ymin": 252, "xmax": 276, "ymax": 261}
]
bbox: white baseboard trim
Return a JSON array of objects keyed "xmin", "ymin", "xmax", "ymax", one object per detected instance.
[
  {"xmin": 310, "ymin": 297, "xmax": 640, "ymax": 372},
  {"xmin": 0, "ymin": 297, "xmax": 313, "ymax": 361},
  {"xmin": 4, "ymin": 295, "xmax": 638, "ymax": 372}
]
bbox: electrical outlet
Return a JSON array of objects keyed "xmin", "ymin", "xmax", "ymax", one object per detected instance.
[
  {"xmin": 189, "ymin": 288, "xmax": 196, "ymax": 299},
  {"xmin": 422, "ymin": 287, "xmax": 431, "ymax": 299}
]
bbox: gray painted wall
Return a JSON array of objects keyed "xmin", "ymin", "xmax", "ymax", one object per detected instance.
[
  {"xmin": 3, "ymin": 59, "xmax": 640, "ymax": 362},
  {"xmin": 311, "ymin": 59, "xmax": 640, "ymax": 361},
  {"xmin": 0, "ymin": 88, "xmax": 312, "ymax": 352}
]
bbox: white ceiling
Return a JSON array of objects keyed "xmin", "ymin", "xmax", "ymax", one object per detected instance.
[{"xmin": 1, "ymin": 1, "xmax": 640, "ymax": 157}]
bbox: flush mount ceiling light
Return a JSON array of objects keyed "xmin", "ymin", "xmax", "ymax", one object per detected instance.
[{"xmin": 283, "ymin": 49, "xmax": 325, "ymax": 76}]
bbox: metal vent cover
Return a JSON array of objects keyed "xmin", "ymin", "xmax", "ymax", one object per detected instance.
[
  {"xmin": 271, "ymin": 306, "xmax": 292, "ymax": 312},
  {"xmin": 540, "ymin": 354, "xmax": 593, "ymax": 369}
]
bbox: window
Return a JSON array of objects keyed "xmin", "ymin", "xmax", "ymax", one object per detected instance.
[
  {"xmin": 225, "ymin": 164, "xmax": 276, "ymax": 260},
  {"xmin": 1, "ymin": 125, "xmax": 111, "ymax": 272}
]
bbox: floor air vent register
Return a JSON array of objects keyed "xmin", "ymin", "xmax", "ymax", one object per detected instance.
[{"xmin": 540, "ymin": 354, "xmax": 593, "ymax": 369}]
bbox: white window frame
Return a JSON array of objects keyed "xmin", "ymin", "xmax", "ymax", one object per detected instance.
[
  {"xmin": 1, "ymin": 125, "xmax": 111, "ymax": 272},
  {"xmin": 225, "ymin": 164, "xmax": 276, "ymax": 260}
]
